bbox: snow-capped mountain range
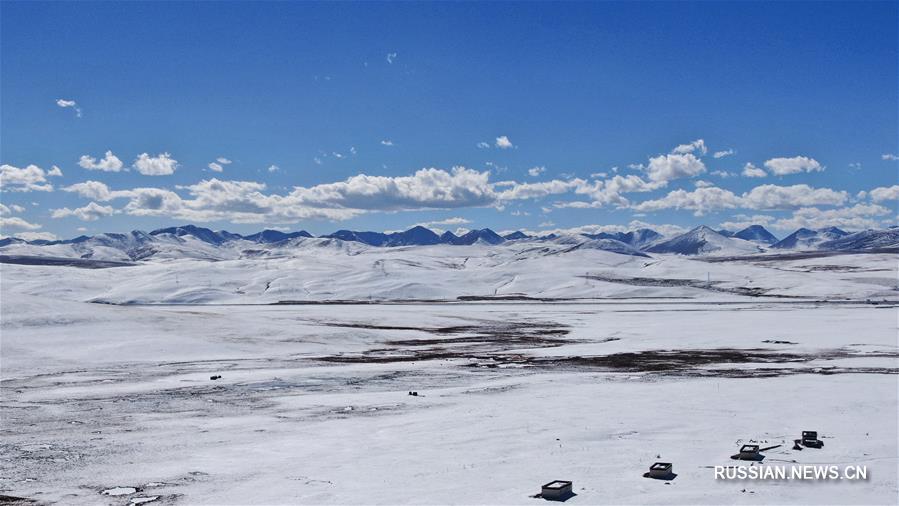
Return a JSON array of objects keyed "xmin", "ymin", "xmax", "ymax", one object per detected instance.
[
  {"xmin": 1, "ymin": 223, "xmax": 897, "ymax": 262},
  {"xmin": 770, "ymin": 226, "xmax": 850, "ymax": 250}
]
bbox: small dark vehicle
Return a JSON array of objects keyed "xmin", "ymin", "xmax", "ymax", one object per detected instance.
[
  {"xmin": 731, "ymin": 444, "xmax": 763, "ymax": 461},
  {"xmin": 644, "ymin": 462, "xmax": 676, "ymax": 480},
  {"xmin": 801, "ymin": 431, "xmax": 824, "ymax": 448},
  {"xmin": 540, "ymin": 480, "xmax": 574, "ymax": 501}
]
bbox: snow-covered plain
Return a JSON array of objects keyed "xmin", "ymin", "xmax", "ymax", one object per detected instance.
[
  {"xmin": 1, "ymin": 247, "xmax": 897, "ymax": 505},
  {"xmin": 1, "ymin": 239, "xmax": 897, "ymax": 304}
]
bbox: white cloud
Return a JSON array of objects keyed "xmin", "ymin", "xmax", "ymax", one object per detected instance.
[
  {"xmin": 568, "ymin": 175, "xmax": 665, "ymax": 208},
  {"xmin": 0, "ymin": 203, "xmax": 25, "ymax": 215},
  {"xmin": 495, "ymin": 136, "xmax": 514, "ymax": 149},
  {"xmin": 484, "ymin": 161, "xmax": 508, "ymax": 173},
  {"xmin": 741, "ymin": 163, "xmax": 767, "ymax": 178},
  {"xmin": 415, "ymin": 217, "xmax": 472, "ymax": 230},
  {"xmin": 694, "ymin": 180, "xmax": 714, "ymax": 188},
  {"xmin": 13, "ymin": 231, "xmax": 58, "ymax": 242},
  {"xmin": 327, "ymin": 168, "xmax": 496, "ymax": 208},
  {"xmin": 763, "ymin": 156, "xmax": 824, "ymax": 176},
  {"xmin": 56, "ymin": 98, "xmax": 82, "ymax": 117},
  {"xmin": 710, "ymin": 170, "xmax": 734, "ymax": 178},
  {"xmin": 58, "ymin": 164, "xmax": 876, "ymax": 232},
  {"xmin": 772, "ymin": 204, "xmax": 890, "ymax": 231},
  {"xmin": 0, "ymin": 216, "xmax": 42, "ymax": 230},
  {"xmin": 168, "ymin": 168, "xmax": 496, "ymax": 223},
  {"xmin": 632, "ymin": 184, "xmax": 848, "ymax": 216},
  {"xmin": 74, "ymin": 167, "xmax": 588, "ymax": 224},
  {"xmin": 869, "ymin": 185, "xmax": 899, "ymax": 202},
  {"xmin": 882, "ymin": 153, "xmax": 899, "ymax": 161},
  {"xmin": 1, "ymin": 225, "xmax": 60, "ymax": 241},
  {"xmin": 741, "ymin": 184, "xmax": 846, "ymax": 209},
  {"xmin": 51, "ymin": 202, "xmax": 115, "ymax": 221},
  {"xmin": 268, "ymin": 165, "xmax": 280, "ymax": 173},
  {"xmin": 79, "ymin": 151, "xmax": 124, "ymax": 172},
  {"xmin": 0, "ymin": 164, "xmax": 54, "ymax": 192},
  {"xmin": 528, "ymin": 166, "xmax": 546, "ymax": 177},
  {"xmin": 555, "ymin": 201, "xmax": 593, "ymax": 209},
  {"xmin": 47, "ymin": 165, "xmax": 63, "ymax": 177},
  {"xmin": 496, "ymin": 178, "xmax": 585, "ymax": 201},
  {"xmin": 431, "ymin": 217, "xmax": 471, "ymax": 226},
  {"xmin": 133, "ymin": 152, "xmax": 178, "ymax": 176},
  {"xmin": 718, "ymin": 214, "xmax": 776, "ymax": 231},
  {"xmin": 672, "ymin": 139, "xmax": 707, "ymax": 155},
  {"xmin": 476, "ymin": 141, "xmax": 491, "ymax": 149},
  {"xmin": 63, "ymin": 180, "xmax": 134, "ymax": 201},
  {"xmin": 381, "ymin": 140, "xmax": 394, "ymax": 146},
  {"xmin": 713, "ymin": 149, "xmax": 735, "ymax": 159},
  {"xmin": 121, "ymin": 187, "xmax": 194, "ymax": 218},
  {"xmin": 208, "ymin": 156, "xmax": 232, "ymax": 172},
  {"xmin": 644, "ymin": 153, "xmax": 706, "ymax": 183},
  {"xmin": 386, "ymin": 52, "xmax": 397, "ymax": 64},
  {"xmin": 632, "ymin": 186, "xmax": 741, "ymax": 216}
]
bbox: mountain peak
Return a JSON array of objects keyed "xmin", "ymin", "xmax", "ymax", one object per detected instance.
[
  {"xmin": 691, "ymin": 225, "xmax": 718, "ymax": 234},
  {"xmin": 149, "ymin": 224, "xmax": 234, "ymax": 245},
  {"xmin": 503, "ymin": 231, "xmax": 529, "ymax": 240},
  {"xmin": 243, "ymin": 229, "xmax": 313, "ymax": 243},
  {"xmin": 818, "ymin": 226, "xmax": 848, "ymax": 237},
  {"xmin": 449, "ymin": 228, "xmax": 505, "ymax": 245},
  {"xmin": 771, "ymin": 227, "xmax": 843, "ymax": 250},
  {"xmin": 647, "ymin": 226, "xmax": 757, "ymax": 255},
  {"xmin": 383, "ymin": 226, "xmax": 440, "ymax": 246},
  {"xmin": 734, "ymin": 224, "xmax": 778, "ymax": 244}
]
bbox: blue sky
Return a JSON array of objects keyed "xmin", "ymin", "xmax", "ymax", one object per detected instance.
[{"xmin": 1, "ymin": 1, "xmax": 897, "ymax": 241}]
